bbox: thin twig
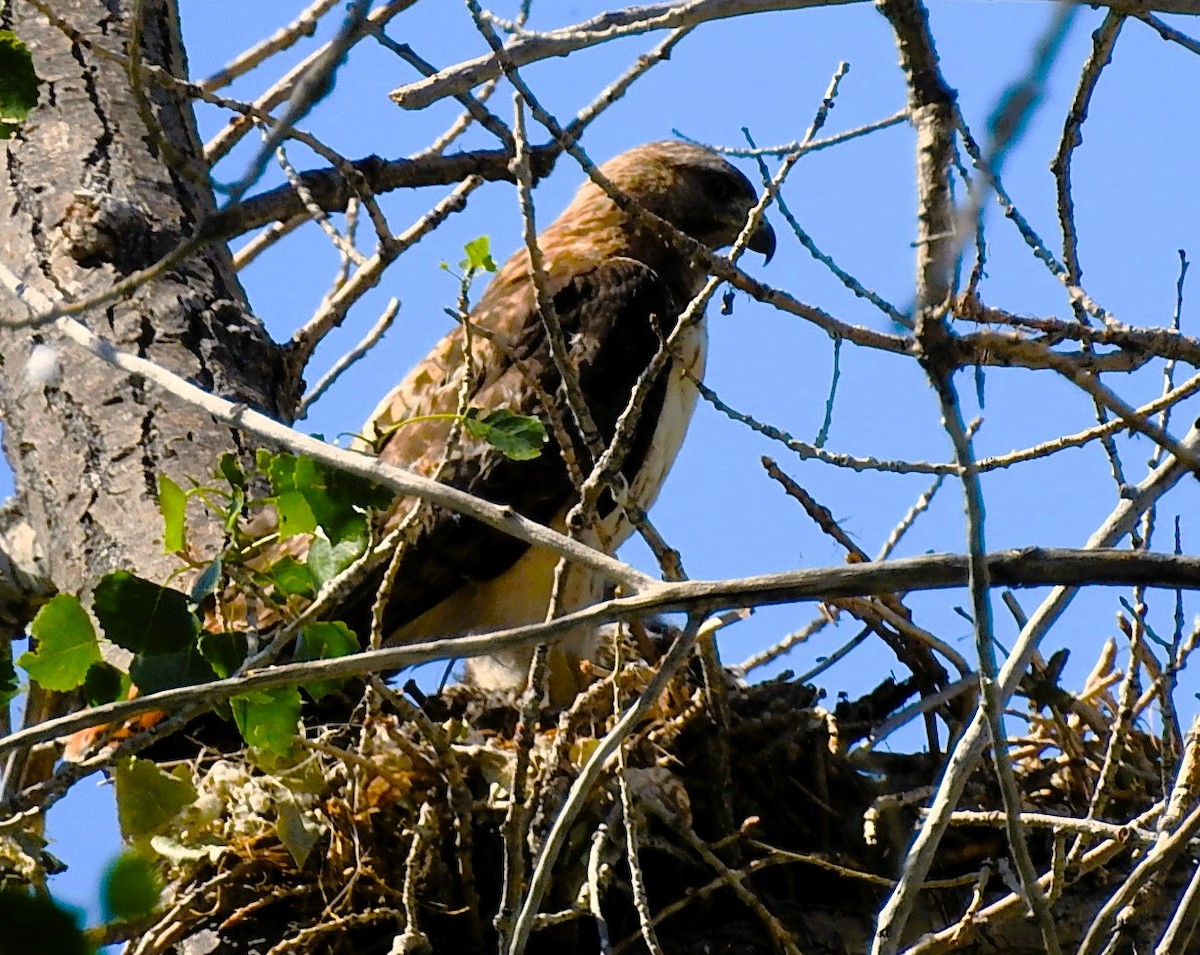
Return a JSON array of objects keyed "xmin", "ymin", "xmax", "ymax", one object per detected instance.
[
  {"xmin": 1138, "ymin": 11, "xmax": 1200, "ymax": 56},
  {"xmin": 652, "ymin": 804, "xmax": 801, "ymax": 955},
  {"xmin": 618, "ymin": 762, "xmax": 667, "ymax": 955},
  {"xmin": 206, "ymin": 1, "xmax": 415, "ymax": 164},
  {"xmin": 1077, "ymin": 800, "xmax": 1200, "ymax": 955},
  {"xmin": 200, "ymin": 0, "xmax": 345, "ymax": 92},
  {"xmin": 288, "ymin": 177, "xmax": 481, "ymax": 375},
  {"xmin": 508, "ymin": 613, "xmax": 737, "ymax": 955},
  {"xmin": 737, "ymin": 614, "xmax": 830, "ymax": 673},
  {"xmin": 873, "ymin": 421, "xmax": 1200, "ymax": 955},
  {"xmin": 232, "ymin": 214, "xmax": 308, "ymax": 270},
  {"xmin": 297, "ymin": 298, "xmax": 400, "ymax": 417},
  {"xmin": 221, "ymin": 0, "xmax": 373, "ymax": 202}
]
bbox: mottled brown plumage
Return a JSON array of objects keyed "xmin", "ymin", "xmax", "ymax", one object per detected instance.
[{"xmin": 361, "ymin": 141, "xmax": 775, "ymax": 697}]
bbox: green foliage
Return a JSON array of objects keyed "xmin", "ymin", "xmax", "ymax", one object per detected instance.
[
  {"xmin": 265, "ymin": 451, "xmax": 391, "ymax": 545},
  {"xmin": 231, "ymin": 686, "xmax": 302, "ymax": 761},
  {"xmin": 267, "ymin": 555, "xmax": 315, "ymax": 599},
  {"xmin": 463, "ymin": 408, "xmax": 548, "ymax": 461},
  {"xmin": 115, "ymin": 757, "xmax": 198, "ymax": 840},
  {"xmin": 129, "ymin": 643, "xmax": 216, "ymax": 695},
  {"xmin": 442, "ymin": 234, "xmax": 498, "ymax": 277},
  {"xmin": 461, "ymin": 234, "xmax": 497, "ymax": 273},
  {"xmin": 0, "ymin": 890, "xmax": 90, "ymax": 955},
  {"xmin": 82, "ymin": 661, "xmax": 129, "ymax": 707},
  {"xmin": 306, "ymin": 534, "xmax": 364, "ymax": 588},
  {"xmin": 267, "ymin": 453, "xmax": 319, "ymax": 539},
  {"xmin": 379, "ymin": 405, "xmax": 548, "ymax": 461},
  {"xmin": 15, "ymin": 449, "xmax": 396, "ymax": 756},
  {"xmin": 101, "ymin": 852, "xmax": 160, "ymax": 923},
  {"xmin": 18, "ymin": 594, "xmax": 100, "ymax": 692},
  {"xmin": 156, "ymin": 474, "xmax": 187, "ymax": 554},
  {"xmin": 197, "ymin": 631, "xmax": 248, "ymax": 680},
  {"xmin": 94, "ymin": 570, "xmax": 198, "ymax": 655},
  {"xmin": 0, "ymin": 31, "xmax": 38, "ymax": 140},
  {"xmin": 260, "ymin": 450, "xmax": 392, "ymax": 595},
  {"xmin": 10, "ymin": 432, "xmax": 542, "ymax": 762},
  {"xmin": 294, "ymin": 621, "xmax": 360, "ymax": 701},
  {"xmin": 216, "ymin": 451, "xmax": 245, "ymax": 491},
  {"xmin": 189, "ymin": 555, "xmax": 224, "ymax": 605}
]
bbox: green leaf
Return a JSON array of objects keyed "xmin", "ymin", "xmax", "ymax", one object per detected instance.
[
  {"xmin": 265, "ymin": 451, "xmax": 302, "ymax": 496},
  {"xmin": 189, "ymin": 556, "xmax": 223, "ymax": 606},
  {"xmin": 156, "ymin": 474, "xmax": 187, "ymax": 554},
  {"xmin": 274, "ymin": 488, "xmax": 317, "ymax": 539},
  {"xmin": 129, "ymin": 644, "xmax": 215, "ymax": 695},
  {"xmin": 268, "ymin": 452, "xmax": 390, "ymax": 545},
  {"xmin": 0, "ymin": 31, "xmax": 39, "ymax": 141},
  {"xmin": 296, "ymin": 620, "xmax": 359, "ymax": 661},
  {"xmin": 321, "ymin": 508, "xmax": 370, "ymax": 552},
  {"xmin": 197, "ymin": 631, "xmax": 247, "ymax": 680},
  {"xmin": 275, "ymin": 798, "xmax": 324, "ymax": 869},
  {"xmin": 114, "ymin": 757, "xmax": 197, "ymax": 840},
  {"xmin": 223, "ymin": 486, "xmax": 246, "ymax": 535},
  {"xmin": 268, "ymin": 555, "xmax": 315, "ymax": 599},
  {"xmin": 463, "ymin": 408, "xmax": 547, "ymax": 460},
  {"xmin": 306, "ymin": 534, "xmax": 365, "ymax": 588},
  {"xmin": 83, "ymin": 661, "xmax": 128, "ymax": 707},
  {"xmin": 230, "ymin": 685, "xmax": 301, "ymax": 759},
  {"xmin": 148, "ymin": 835, "xmax": 225, "ymax": 865},
  {"xmin": 295, "ymin": 621, "xmax": 359, "ymax": 701},
  {"xmin": 265, "ymin": 455, "xmax": 319, "ymax": 537},
  {"xmin": 302, "ymin": 459, "xmax": 391, "ymax": 538},
  {"xmin": 0, "ymin": 890, "xmax": 89, "ymax": 955},
  {"xmin": 93, "ymin": 571, "xmax": 199, "ymax": 655},
  {"xmin": 101, "ymin": 852, "xmax": 160, "ymax": 922},
  {"xmin": 461, "ymin": 235, "xmax": 497, "ymax": 273},
  {"xmin": 217, "ymin": 451, "xmax": 245, "ymax": 491},
  {"xmin": 19, "ymin": 594, "xmax": 100, "ymax": 691}
]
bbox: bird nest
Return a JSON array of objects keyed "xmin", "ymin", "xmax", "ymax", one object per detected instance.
[{"xmin": 124, "ymin": 634, "xmax": 1186, "ymax": 955}]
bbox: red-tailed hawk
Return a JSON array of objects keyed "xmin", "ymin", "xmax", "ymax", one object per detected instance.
[{"xmin": 359, "ymin": 141, "xmax": 775, "ymax": 700}]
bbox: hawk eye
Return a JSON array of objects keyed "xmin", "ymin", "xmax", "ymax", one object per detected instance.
[{"xmin": 705, "ymin": 174, "xmax": 736, "ymax": 203}]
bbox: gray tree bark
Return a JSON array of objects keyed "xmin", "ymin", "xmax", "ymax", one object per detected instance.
[{"xmin": 0, "ymin": 0, "xmax": 293, "ymax": 608}]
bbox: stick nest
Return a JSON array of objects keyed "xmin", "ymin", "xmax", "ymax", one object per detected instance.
[{"xmin": 126, "ymin": 635, "xmax": 1187, "ymax": 955}]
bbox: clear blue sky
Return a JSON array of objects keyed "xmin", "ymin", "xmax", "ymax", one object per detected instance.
[{"xmin": 33, "ymin": 0, "xmax": 1200, "ymax": 930}]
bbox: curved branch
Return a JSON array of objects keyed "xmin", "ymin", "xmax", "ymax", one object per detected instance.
[
  {"xmin": 5, "ymin": 547, "xmax": 1200, "ymax": 763},
  {"xmin": 389, "ymin": 0, "xmax": 1198, "ymax": 113},
  {"xmin": 199, "ymin": 146, "xmax": 559, "ymax": 244},
  {"xmin": 957, "ymin": 295, "xmax": 1200, "ymax": 367},
  {"xmin": 390, "ymin": 0, "xmax": 857, "ymax": 110}
]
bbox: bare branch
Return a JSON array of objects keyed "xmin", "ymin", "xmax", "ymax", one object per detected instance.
[
  {"xmin": 200, "ymin": 147, "xmax": 548, "ymax": 245},
  {"xmin": 873, "ymin": 420, "xmax": 1200, "ymax": 955},
  {"xmin": 297, "ymin": 297, "xmax": 400, "ymax": 417},
  {"xmin": 287, "ymin": 177, "xmax": 481, "ymax": 374},
  {"xmin": 204, "ymin": 0, "xmax": 416, "ymax": 164},
  {"xmin": 199, "ymin": 0, "xmax": 345, "ymax": 92},
  {"xmin": 390, "ymin": 0, "xmax": 1199, "ymax": 112},
  {"xmin": 6, "ymin": 546, "xmax": 1200, "ymax": 765}
]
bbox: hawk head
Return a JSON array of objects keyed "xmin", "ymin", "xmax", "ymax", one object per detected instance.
[{"xmin": 581, "ymin": 140, "xmax": 777, "ymax": 262}]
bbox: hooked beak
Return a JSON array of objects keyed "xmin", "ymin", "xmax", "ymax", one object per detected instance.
[{"xmin": 749, "ymin": 217, "xmax": 776, "ymax": 264}]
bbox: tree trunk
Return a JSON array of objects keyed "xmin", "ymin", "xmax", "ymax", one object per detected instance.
[{"xmin": 0, "ymin": 0, "xmax": 291, "ymax": 602}]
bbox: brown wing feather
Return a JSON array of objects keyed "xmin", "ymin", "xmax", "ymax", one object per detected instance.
[{"xmin": 352, "ymin": 257, "xmax": 679, "ymax": 638}]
